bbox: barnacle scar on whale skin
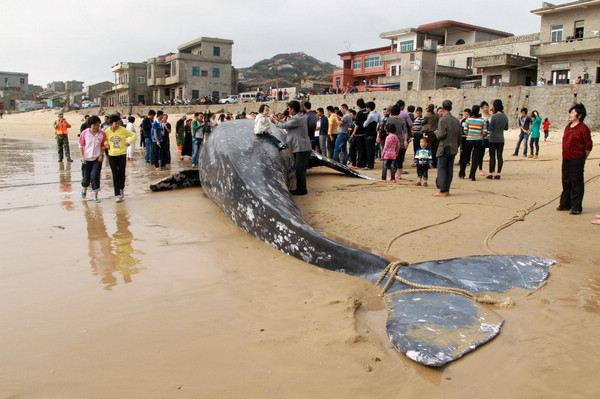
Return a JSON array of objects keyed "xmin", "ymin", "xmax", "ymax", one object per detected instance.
[{"xmin": 150, "ymin": 119, "xmax": 555, "ymax": 367}]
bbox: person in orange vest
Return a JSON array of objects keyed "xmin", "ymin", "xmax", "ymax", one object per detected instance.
[{"xmin": 54, "ymin": 112, "xmax": 73, "ymax": 162}]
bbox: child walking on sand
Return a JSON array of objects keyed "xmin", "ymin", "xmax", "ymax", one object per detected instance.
[
  {"xmin": 254, "ymin": 104, "xmax": 288, "ymax": 150},
  {"xmin": 78, "ymin": 116, "xmax": 106, "ymax": 202},
  {"xmin": 543, "ymin": 118, "xmax": 550, "ymax": 142},
  {"xmin": 378, "ymin": 124, "xmax": 400, "ymax": 183},
  {"xmin": 413, "ymin": 137, "xmax": 433, "ymax": 186}
]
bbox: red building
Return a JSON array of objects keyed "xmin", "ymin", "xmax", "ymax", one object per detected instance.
[{"xmin": 332, "ymin": 46, "xmax": 391, "ymax": 92}]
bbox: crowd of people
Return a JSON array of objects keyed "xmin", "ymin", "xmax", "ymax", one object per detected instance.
[{"xmin": 54, "ymin": 97, "xmax": 594, "ymax": 222}]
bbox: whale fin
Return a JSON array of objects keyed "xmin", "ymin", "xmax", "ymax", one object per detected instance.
[
  {"xmin": 308, "ymin": 150, "xmax": 376, "ymax": 179},
  {"xmin": 380, "ymin": 255, "xmax": 554, "ymax": 366},
  {"xmin": 149, "ymin": 169, "xmax": 201, "ymax": 192}
]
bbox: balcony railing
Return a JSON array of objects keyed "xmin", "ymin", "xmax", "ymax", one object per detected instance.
[{"xmin": 531, "ymin": 35, "xmax": 600, "ymax": 57}]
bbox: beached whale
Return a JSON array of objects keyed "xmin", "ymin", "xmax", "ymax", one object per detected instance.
[{"xmin": 151, "ymin": 119, "xmax": 554, "ymax": 367}]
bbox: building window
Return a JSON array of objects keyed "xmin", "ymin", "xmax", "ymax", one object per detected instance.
[
  {"xmin": 213, "ymin": 46, "xmax": 220, "ymax": 56},
  {"xmin": 449, "ymin": 59, "xmax": 455, "ymax": 68},
  {"xmin": 551, "ymin": 24, "xmax": 563, "ymax": 42},
  {"xmin": 575, "ymin": 21, "xmax": 584, "ymax": 39},
  {"xmin": 193, "ymin": 67, "xmax": 200, "ymax": 76},
  {"xmin": 138, "ymin": 75, "xmax": 145, "ymax": 83},
  {"xmin": 147, "ymin": 65, "xmax": 152, "ymax": 78},
  {"xmin": 164, "ymin": 88, "xmax": 170, "ymax": 97},
  {"xmin": 19, "ymin": 78, "xmax": 25, "ymax": 85},
  {"xmin": 400, "ymin": 40, "xmax": 414, "ymax": 52},
  {"xmin": 212, "ymin": 68, "xmax": 220, "ymax": 78},
  {"xmin": 409, "ymin": 53, "xmax": 415, "ymax": 62},
  {"xmin": 456, "ymin": 39, "xmax": 466, "ymax": 45},
  {"xmin": 407, "ymin": 82, "xmax": 413, "ymax": 90},
  {"xmin": 353, "ymin": 59, "xmax": 362, "ymax": 70},
  {"xmin": 192, "ymin": 90, "xmax": 199, "ymax": 99},
  {"xmin": 335, "ymin": 77, "xmax": 341, "ymax": 87},
  {"xmin": 489, "ymin": 75, "xmax": 503, "ymax": 87},
  {"xmin": 364, "ymin": 55, "xmax": 382, "ymax": 68},
  {"xmin": 172, "ymin": 61, "xmax": 176, "ymax": 76},
  {"xmin": 466, "ymin": 57, "xmax": 473, "ymax": 69},
  {"xmin": 164, "ymin": 69, "xmax": 170, "ymax": 78},
  {"xmin": 212, "ymin": 91, "xmax": 219, "ymax": 98},
  {"xmin": 201, "ymin": 70, "xmax": 208, "ymax": 77},
  {"xmin": 552, "ymin": 69, "xmax": 570, "ymax": 84},
  {"xmin": 391, "ymin": 66, "xmax": 397, "ymax": 76}
]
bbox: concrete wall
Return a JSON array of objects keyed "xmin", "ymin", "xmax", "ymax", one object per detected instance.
[{"xmin": 99, "ymin": 84, "xmax": 600, "ymax": 130}]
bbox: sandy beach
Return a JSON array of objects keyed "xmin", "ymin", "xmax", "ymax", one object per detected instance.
[{"xmin": 0, "ymin": 108, "xmax": 599, "ymax": 398}]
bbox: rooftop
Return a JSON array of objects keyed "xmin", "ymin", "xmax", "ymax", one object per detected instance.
[{"xmin": 531, "ymin": 0, "xmax": 600, "ymax": 14}]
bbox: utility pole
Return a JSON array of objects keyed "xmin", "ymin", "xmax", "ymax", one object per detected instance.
[{"xmin": 275, "ymin": 60, "xmax": 279, "ymax": 101}]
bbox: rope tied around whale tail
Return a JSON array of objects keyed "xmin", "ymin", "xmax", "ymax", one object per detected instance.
[{"xmin": 376, "ymin": 261, "xmax": 515, "ymax": 308}]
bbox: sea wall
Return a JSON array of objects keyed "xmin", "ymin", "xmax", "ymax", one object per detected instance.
[{"xmin": 103, "ymin": 84, "xmax": 599, "ymax": 130}]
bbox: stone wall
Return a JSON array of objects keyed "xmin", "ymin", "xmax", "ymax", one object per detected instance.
[{"xmin": 101, "ymin": 84, "xmax": 599, "ymax": 130}]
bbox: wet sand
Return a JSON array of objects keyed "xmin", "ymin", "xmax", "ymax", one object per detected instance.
[{"xmin": 1, "ymin": 109, "xmax": 599, "ymax": 398}]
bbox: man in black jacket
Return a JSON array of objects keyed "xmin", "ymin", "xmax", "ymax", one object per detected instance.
[{"xmin": 140, "ymin": 110, "xmax": 156, "ymax": 164}]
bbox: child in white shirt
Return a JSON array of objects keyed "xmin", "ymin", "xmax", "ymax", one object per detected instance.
[{"xmin": 254, "ymin": 104, "xmax": 288, "ymax": 150}]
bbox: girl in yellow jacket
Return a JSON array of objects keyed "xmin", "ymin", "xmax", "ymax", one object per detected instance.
[{"xmin": 104, "ymin": 114, "xmax": 136, "ymax": 202}]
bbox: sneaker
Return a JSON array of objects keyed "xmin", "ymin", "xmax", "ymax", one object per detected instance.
[
  {"xmin": 494, "ymin": 175, "xmax": 501, "ymax": 180},
  {"xmin": 511, "ymin": 153, "xmax": 518, "ymax": 156},
  {"xmin": 67, "ymin": 159, "xmax": 73, "ymax": 162},
  {"xmin": 362, "ymin": 167, "xmax": 370, "ymax": 170},
  {"xmin": 115, "ymin": 196, "xmax": 123, "ymax": 203},
  {"xmin": 527, "ymin": 155, "xmax": 534, "ymax": 158},
  {"xmin": 523, "ymin": 154, "xmax": 528, "ymax": 157},
  {"xmin": 533, "ymin": 155, "xmax": 538, "ymax": 159}
]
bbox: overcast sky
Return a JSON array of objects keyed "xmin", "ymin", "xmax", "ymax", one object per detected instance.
[{"xmin": 2, "ymin": 0, "xmax": 552, "ymax": 88}]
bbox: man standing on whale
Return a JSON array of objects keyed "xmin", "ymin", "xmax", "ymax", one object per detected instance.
[{"xmin": 270, "ymin": 100, "xmax": 312, "ymax": 195}]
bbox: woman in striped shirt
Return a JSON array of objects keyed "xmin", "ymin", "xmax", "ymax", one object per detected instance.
[{"xmin": 459, "ymin": 104, "xmax": 487, "ymax": 180}]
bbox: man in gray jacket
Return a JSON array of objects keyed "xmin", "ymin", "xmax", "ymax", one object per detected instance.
[
  {"xmin": 270, "ymin": 100, "xmax": 312, "ymax": 195},
  {"xmin": 434, "ymin": 100, "xmax": 462, "ymax": 197}
]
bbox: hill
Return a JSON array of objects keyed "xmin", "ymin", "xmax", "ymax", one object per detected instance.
[{"xmin": 237, "ymin": 52, "xmax": 338, "ymax": 82}]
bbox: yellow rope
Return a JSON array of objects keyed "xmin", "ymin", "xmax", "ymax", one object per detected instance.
[{"xmin": 377, "ymin": 260, "xmax": 514, "ymax": 308}]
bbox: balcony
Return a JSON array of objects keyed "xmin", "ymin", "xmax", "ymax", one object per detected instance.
[
  {"xmin": 115, "ymin": 84, "xmax": 129, "ymax": 91},
  {"xmin": 111, "ymin": 63, "xmax": 130, "ymax": 72},
  {"xmin": 531, "ymin": 35, "xmax": 600, "ymax": 57},
  {"xmin": 473, "ymin": 54, "xmax": 537, "ymax": 68}
]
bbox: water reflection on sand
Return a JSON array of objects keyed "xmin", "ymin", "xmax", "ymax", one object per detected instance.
[
  {"xmin": 84, "ymin": 202, "xmax": 144, "ymax": 289},
  {"xmin": 0, "ymin": 137, "xmax": 175, "ymax": 289}
]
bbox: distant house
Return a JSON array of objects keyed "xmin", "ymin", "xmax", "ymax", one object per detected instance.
[
  {"xmin": 146, "ymin": 37, "xmax": 235, "ymax": 103},
  {"xmin": 105, "ymin": 62, "xmax": 152, "ymax": 106},
  {"xmin": 530, "ymin": 0, "xmax": 600, "ymax": 84},
  {"xmin": 332, "ymin": 46, "xmax": 391, "ymax": 92}
]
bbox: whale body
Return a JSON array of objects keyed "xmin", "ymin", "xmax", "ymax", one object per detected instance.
[{"xmin": 151, "ymin": 119, "xmax": 554, "ymax": 366}]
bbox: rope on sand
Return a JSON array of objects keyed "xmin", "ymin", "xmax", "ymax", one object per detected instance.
[
  {"xmin": 375, "ymin": 260, "xmax": 514, "ymax": 308},
  {"xmin": 484, "ymin": 173, "xmax": 600, "ymax": 254}
]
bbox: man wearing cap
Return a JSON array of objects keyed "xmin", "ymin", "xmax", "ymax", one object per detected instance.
[{"xmin": 54, "ymin": 112, "xmax": 73, "ymax": 162}]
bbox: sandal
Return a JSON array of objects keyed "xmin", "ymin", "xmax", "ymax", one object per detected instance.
[
  {"xmin": 94, "ymin": 198, "xmax": 101, "ymax": 203},
  {"xmin": 415, "ymin": 182, "xmax": 421, "ymax": 186},
  {"xmin": 423, "ymin": 182, "xmax": 428, "ymax": 187},
  {"xmin": 81, "ymin": 191, "xmax": 86, "ymax": 199},
  {"xmin": 592, "ymin": 219, "xmax": 600, "ymax": 225}
]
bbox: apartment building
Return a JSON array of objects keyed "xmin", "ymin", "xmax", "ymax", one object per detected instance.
[
  {"xmin": 146, "ymin": 37, "xmax": 235, "ymax": 103},
  {"xmin": 105, "ymin": 62, "xmax": 152, "ymax": 106},
  {"xmin": 530, "ymin": 0, "xmax": 600, "ymax": 84}
]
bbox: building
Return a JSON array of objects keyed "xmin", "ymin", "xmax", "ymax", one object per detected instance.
[
  {"xmin": 146, "ymin": 37, "xmax": 235, "ymax": 103},
  {"xmin": 379, "ymin": 21, "xmax": 515, "ymax": 90},
  {"xmin": 85, "ymin": 81, "xmax": 112, "ymax": 104},
  {"xmin": 1, "ymin": 71, "xmax": 34, "ymax": 111},
  {"xmin": 1, "ymin": 71, "xmax": 29, "ymax": 92},
  {"xmin": 530, "ymin": 0, "xmax": 600, "ymax": 84},
  {"xmin": 332, "ymin": 46, "xmax": 390, "ymax": 92},
  {"xmin": 105, "ymin": 62, "xmax": 152, "ymax": 106}
]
